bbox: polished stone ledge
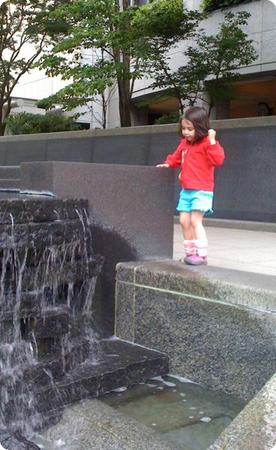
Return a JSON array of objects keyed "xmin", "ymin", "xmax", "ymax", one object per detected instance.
[{"xmin": 1, "ymin": 116, "xmax": 275, "ymax": 143}]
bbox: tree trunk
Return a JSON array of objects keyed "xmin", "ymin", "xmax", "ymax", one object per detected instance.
[
  {"xmin": 178, "ymin": 97, "xmax": 184, "ymax": 114},
  {"xmin": 101, "ymin": 93, "xmax": 107, "ymax": 129},
  {"xmin": 208, "ymin": 98, "xmax": 214, "ymax": 117},
  {"xmin": 114, "ymin": 0, "xmax": 132, "ymax": 127},
  {"xmin": 0, "ymin": 103, "xmax": 6, "ymax": 136},
  {"xmin": 117, "ymin": 77, "xmax": 131, "ymax": 127},
  {"xmin": 0, "ymin": 98, "xmax": 12, "ymax": 136},
  {"xmin": 0, "ymin": 123, "xmax": 5, "ymax": 136}
]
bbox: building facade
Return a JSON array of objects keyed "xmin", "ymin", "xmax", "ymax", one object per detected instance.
[
  {"xmin": 11, "ymin": 0, "xmax": 276, "ymax": 129},
  {"xmin": 107, "ymin": 0, "xmax": 276, "ymax": 127}
]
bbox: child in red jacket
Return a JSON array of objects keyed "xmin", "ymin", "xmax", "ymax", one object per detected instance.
[{"xmin": 157, "ymin": 106, "xmax": 225, "ymax": 265}]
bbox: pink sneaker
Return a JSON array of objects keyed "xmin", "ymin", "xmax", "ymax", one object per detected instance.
[{"xmin": 184, "ymin": 255, "xmax": 207, "ymax": 266}]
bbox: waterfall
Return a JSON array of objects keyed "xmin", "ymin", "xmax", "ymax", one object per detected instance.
[{"xmin": 0, "ymin": 198, "xmax": 103, "ymax": 439}]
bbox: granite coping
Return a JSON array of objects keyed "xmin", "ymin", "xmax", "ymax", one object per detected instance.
[
  {"xmin": 0, "ymin": 116, "xmax": 275, "ymax": 142},
  {"xmin": 208, "ymin": 373, "xmax": 276, "ymax": 450},
  {"xmin": 116, "ymin": 260, "xmax": 276, "ymax": 313}
]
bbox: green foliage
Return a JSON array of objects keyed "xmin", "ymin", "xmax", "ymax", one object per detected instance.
[
  {"xmin": 201, "ymin": 0, "xmax": 255, "ymax": 13},
  {"xmin": 151, "ymin": 11, "xmax": 257, "ymax": 112},
  {"xmin": 5, "ymin": 112, "xmax": 81, "ymax": 135},
  {"xmin": 0, "ymin": 0, "xmax": 65, "ymax": 135},
  {"xmin": 133, "ymin": 0, "xmax": 199, "ymax": 40},
  {"xmin": 38, "ymin": 0, "xmax": 201, "ymax": 126},
  {"xmin": 154, "ymin": 111, "xmax": 180, "ymax": 124}
]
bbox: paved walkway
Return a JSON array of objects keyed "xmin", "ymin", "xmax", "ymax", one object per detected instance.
[{"xmin": 173, "ymin": 221, "xmax": 276, "ymax": 276}]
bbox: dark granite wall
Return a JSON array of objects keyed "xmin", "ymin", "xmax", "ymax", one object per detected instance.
[
  {"xmin": 20, "ymin": 162, "xmax": 175, "ymax": 336},
  {"xmin": 1, "ymin": 118, "xmax": 276, "ymax": 222}
]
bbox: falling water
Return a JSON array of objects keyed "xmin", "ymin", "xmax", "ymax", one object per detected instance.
[
  {"xmin": 0, "ymin": 198, "xmax": 104, "ymax": 441},
  {"xmin": 0, "ymin": 196, "xmax": 169, "ymax": 449}
]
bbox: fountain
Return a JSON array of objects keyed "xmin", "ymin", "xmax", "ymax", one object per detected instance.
[
  {"xmin": 0, "ymin": 163, "xmax": 274, "ymax": 450},
  {"xmin": 0, "ymin": 195, "xmax": 168, "ymax": 448}
]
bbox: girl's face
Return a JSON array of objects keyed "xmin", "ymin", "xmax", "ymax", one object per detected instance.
[{"xmin": 181, "ymin": 119, "xmax": 195, "ymax": 142}]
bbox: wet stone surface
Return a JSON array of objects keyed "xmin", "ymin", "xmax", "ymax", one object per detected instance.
[
  {"xmin": 0, "ymin": 195, "xmax": 169, "ymax": 449},
  {"xmin": 0, "ymin": 197, "xmax": 100, "ymax": 444},
  {"xmin": 40, "ymin": 398, "xmax": 174, "ymax": 450},
  {"xmin": 102, "ymin": 375, "xmax": 245, "ymax": 450},
  {"xmin": 36, "ymin": 374, "xmax": 245, "ymax": 450},
  {"xmin": 0, "ymin": 197, "xmax": 89, "ymax": 225}
]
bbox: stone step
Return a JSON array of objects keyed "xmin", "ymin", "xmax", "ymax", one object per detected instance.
[
  {"xmin": 1, "ymin": 338, "xmax": 168, "ymax": 435},
  {"xmin": 0, "ymin": 338, "xmax": 92, "ymax": 388},
  {"xmin": 0, "ymin": 256, "xmax": 103, "ymax": 300},
  {"xmin": 0, "ymin": 306, "xmax": 71, "ymax": 343},
  {"xmin": 0, "ymin": 197, "xmax": 89, "ymax": 224},
  {"xmin": 0, "ymin": 166, "xmax": 20, "ymax": 178},
  {"xmin": 35, "ymin": 338, "xmax": 169, "ymax": 414},
  {"xmin": 24, "ymin": 307, "xmax": 70, "ymax": 339},
  {"xmin": 0, "ymin": 307, "xmax": 71, "ymax": 348},
  {"xmin": 0, "ymin": 179, "xmax": 21, "ymax": 190},
  {"xmin": 0, "ymin": 218, "xmax": 94, "ymax": 249}
]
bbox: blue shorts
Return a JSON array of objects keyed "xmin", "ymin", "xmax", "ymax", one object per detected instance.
[{"xmin": 176, "ymin": 189, "xmax": 214, "ymax": 215}]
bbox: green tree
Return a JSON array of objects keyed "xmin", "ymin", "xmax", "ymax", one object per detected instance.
[
  {"xmin": 151, "ymin": 11, "xmax": 257, "ymax": 114},
  {"xmin": 5, "ymin": 112, "xmax": 81, "ymax": 135},
  {"xmin": 0, "ymin": 0, "xmax": 65, "ymax": 135},
  {"xmin": 201, "ymin": 0, "xmax": 253, "ymax": 13},
  {"xmin": 38, "ymin": 0, "xmax": 201, "ymax": 127}
]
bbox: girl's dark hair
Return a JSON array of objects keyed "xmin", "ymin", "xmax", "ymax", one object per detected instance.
[{"xmin": 179, "ymin": 107, "xmax": 210, "ymax": 141}]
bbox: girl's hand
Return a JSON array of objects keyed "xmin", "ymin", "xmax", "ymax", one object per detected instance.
[
  {"xmin": 208, "ymin": 129, "xmax": 216, "ymax": 144},
  {"xmin": 156, "ymin": 163, "xmax": 170, "ymax": 168}
]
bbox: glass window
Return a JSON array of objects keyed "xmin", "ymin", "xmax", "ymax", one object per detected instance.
[{"xmin": 132, "ymin": 0, "xmax": 148, "ymax": 6}]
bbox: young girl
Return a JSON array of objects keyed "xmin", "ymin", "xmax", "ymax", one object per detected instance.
[{"xmin": 157, "ymin": 106, "xmax": 225, "ymax": 265}]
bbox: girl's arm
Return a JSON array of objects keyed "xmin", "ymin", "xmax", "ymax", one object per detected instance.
[
  {"xmin": 206, "ymin": 129, "xmax": 225, "ymax": 166},
  {"xmin": 157, "ymin": 141, "xmax": 183, "ymax": 168}
]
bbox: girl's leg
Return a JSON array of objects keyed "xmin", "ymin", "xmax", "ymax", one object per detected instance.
[
  {"xmin": 179, "ymin": 212, "xmax": 193, "ymax": 240},
  {"xmin": 185, "ymin": 211, "xmax": 208, "ymax": 264},
  {"xmin": 179, "ymin": 212, "xmax": 196, "ymax": 258},
  {"xmin": 190, "ymin": 210, "xmax": 206, "ymax": 240}
]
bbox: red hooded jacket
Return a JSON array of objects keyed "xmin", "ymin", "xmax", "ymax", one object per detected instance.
[{"xmin": 164, "ymin": 136, "xmax": 225, "ymax": 192}]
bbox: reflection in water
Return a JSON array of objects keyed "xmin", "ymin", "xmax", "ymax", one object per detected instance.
[{"xmin": 102, "ymin": 374, "xmax": 245, "ymax": 450}]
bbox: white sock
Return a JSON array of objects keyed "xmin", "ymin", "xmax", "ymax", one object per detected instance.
[{"xmin": 195, "ymin": 239, "xmax": 208, "ymax": 257}]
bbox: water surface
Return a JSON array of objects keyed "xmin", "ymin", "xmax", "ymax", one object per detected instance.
[{"xmin": 102, "ymin": 374, "xmax": 245, "ymax": 450}]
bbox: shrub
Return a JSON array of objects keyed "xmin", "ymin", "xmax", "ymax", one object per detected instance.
[
  {"xmin": 154, "ymin": 111, "xmax": 180, "ymax": 124},
  {"xmin": 5, "ymin": 112, "xmax": 82, "ymax": 135},
  {"xmin": 201, "ymin": 0, "xmax": 256, "ymax": 12}
]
